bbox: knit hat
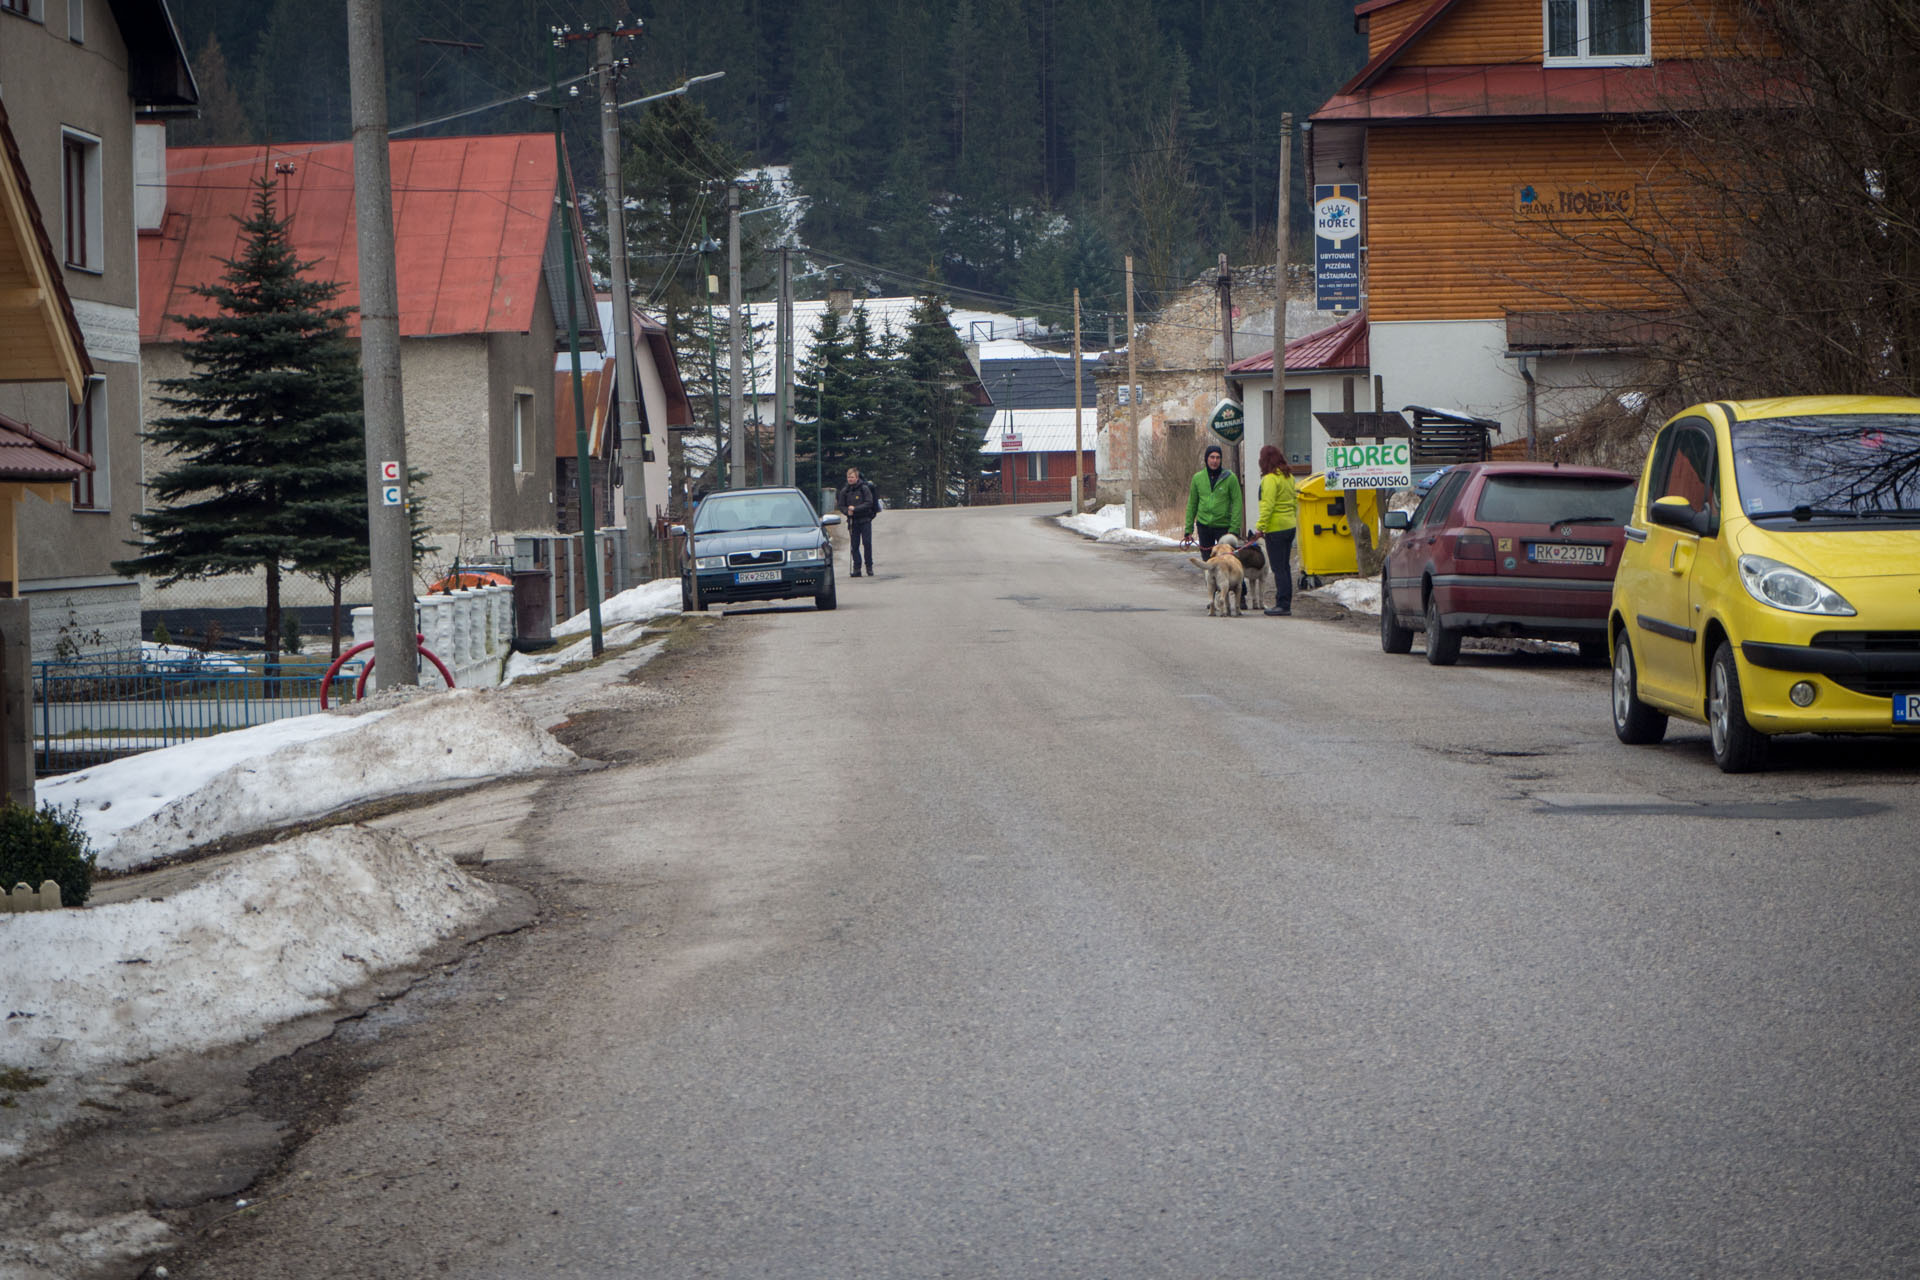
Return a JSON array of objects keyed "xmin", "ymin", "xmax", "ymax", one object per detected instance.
[{"xmin": 1204, "ymin": 444, "xmax": 1223, "ymax": 464}]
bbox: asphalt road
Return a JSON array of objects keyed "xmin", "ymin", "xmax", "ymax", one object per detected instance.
[{"xmin": 175, "ymin": 503, "xmax": 1920, "ymax": 1279}]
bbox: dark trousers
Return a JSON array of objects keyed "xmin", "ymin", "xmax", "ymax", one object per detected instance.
[
  {"xmin": 849, "ymin": 520, "xmax": 873, "ymax": 573},
  {"xmin": 1264, "ymin": 528, "xmax": 1296, "ymax": 610},
  {"xmin": 1196, "ymin": 523, "xmax": 1230, "ymax": 558}
]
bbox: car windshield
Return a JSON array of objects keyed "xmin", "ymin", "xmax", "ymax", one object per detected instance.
[
  {"xmin": 692, "ymin": 492, "xmax": 819, "ymax": 534},
  {"xmin": 1474, "ymin": 474, "xmax": 1637, "ymax": 525},
  {"xmin": 1732, "ymin": 415, "xmax": 1920, "ymax": 519}
]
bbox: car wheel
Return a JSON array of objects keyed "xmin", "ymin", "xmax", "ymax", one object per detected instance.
[
  {"xmin": 681, "ymin": 576, "xmax": 693, "ymax": 613},
  {"xmin": 1379, "ymin": 571, "xmax": 1413, "ymax": 654},
  {"xmin": 1610, "ymin": 629, "xmax": 1669, "ymax": 745},
  {"xmin": 1577, "ymin": 638, "xmax": 1608, "ymax": 665},
  {"xmin": 815, "ymin": 571, "xmax": 837, "ymax": 611},
  {"xmin": 1708, "ymin": 640, "xmax": 1769, "ymax": 772},
  {"xmin": 1423, "ymin": 591, "xmax": 1460, "ymax": 666},
  {"xmin": 691, "ymin": 578, "xmax": 708, "ymax": 612}
]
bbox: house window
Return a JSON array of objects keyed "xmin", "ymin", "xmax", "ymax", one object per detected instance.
[
  {"xmin": 0, "ymin": 0, "xmax": 44, "ymax": 20},
  {"xmin": 68, "ymin": 0, "xmax": 82, "ymax": 41},
  {"xmin": 1026, "ymin": 452, "xmax": 1047, "ymax": 483},
  {"xmin": 62, "ymin": 129, "xmax": 102, "ymax": 272},
  {"xmin": 1545, "ymin": 0, "xmax": 1648, "ymax": 63},
  {"xmin": 69, "ymin": 376, "xmax": 105, "ymax": 510},
  {"xmin": 513, "ymin": 390, "xmax": 533, "ymax": 472}
]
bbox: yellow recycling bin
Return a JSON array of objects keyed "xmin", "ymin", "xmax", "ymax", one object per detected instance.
[{"xmin": 1294, "ymin": 473, "xmax": 1382, "ymax": 578}]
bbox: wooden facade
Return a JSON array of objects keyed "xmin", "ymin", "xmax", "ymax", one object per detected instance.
[
  {"xmin": 1365, "ymin": 122, "xmax": 1690, "ymax": 323},
  {"xmin": 1362, "ymin": 0, "xmax": 1749, "ymax": 67}
]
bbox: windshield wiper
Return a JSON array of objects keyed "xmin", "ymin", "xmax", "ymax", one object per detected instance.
[
  {"xmin": 1550, "ymin": 514, "xmax": 1623, "ymax": 525},
  {"xmin": 1852, "ymin": 507, "xmax": 1920, "ymax": 519},
  {"xmin": 1746, "ymin": 506, "xmax": 1862, "ymax": 521}
]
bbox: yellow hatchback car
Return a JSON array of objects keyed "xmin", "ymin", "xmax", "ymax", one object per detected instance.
[{"xmin": 1609, "ymin": 396, "xmax": 1920, "ymax": 771}]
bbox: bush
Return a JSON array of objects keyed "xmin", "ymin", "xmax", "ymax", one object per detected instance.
[
  {"xmin": 0, "ymin": 802, "xmax": 96, "ymax": 907},
  {"xmin": 281, "ymin": 612, "xmax": 304, "ymax": 654},
  {"xmin": 152, "ymin": 620, "xmax": 170, "ymax": 646}
]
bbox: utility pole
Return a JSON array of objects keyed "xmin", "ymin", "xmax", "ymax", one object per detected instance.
[
  {"xmin": 549, "ymin": 30, "xmax": 603, "ymax": 655},
  {"xmin": 346, "ymin": 0, "xmax": 418, "ymax": 686},
  {"xmin": 1270, "ymin": 113, "xmax": 1292, "ymax": 467},
  {"xmin": 698, "ymin": 219, "xmax": 723, "ymax": 490},
  {"xmin": 1217, "ymin": 251, "xmax": 1241, "ymax": 477},
  {"xmin": 776, "ymin": 245, "xmax": 793, "ymax": 487},
  {"xmin": 1125, "ymin": 254, "xmax": 1140, "ymax": 531},
  {"xmin": 594, "ymin": 25, "xmax": 652, "ymax": 584},
  {"xmin": 727, "ymin": 183, "xmax": 745, "ymax": 488},
  {"xmin": 1072, "ymin": 287, "xmax": 1084, "ymax": 515}
]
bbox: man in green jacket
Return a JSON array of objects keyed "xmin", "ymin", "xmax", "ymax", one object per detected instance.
[{"xmin": 1182, "ymin": 444, "xmax": 1244, "ymax": 565}]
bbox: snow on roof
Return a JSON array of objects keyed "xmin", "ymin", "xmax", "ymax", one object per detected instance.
[
  {"xmin": 736, "ymin": 298, "xmax": 1049, "ymax": 397},
  {"xmin": 980, "ymin": 407, "xmax": 1103, "ymax": 454}
]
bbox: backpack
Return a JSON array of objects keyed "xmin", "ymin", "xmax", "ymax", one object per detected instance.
[{"xmin": 870, "ymin": 493, "xmax": 882, "ymax": 519}]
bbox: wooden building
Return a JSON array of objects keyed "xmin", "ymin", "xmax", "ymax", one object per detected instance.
[{"xmin": 1312, "ymin": 0, "xmax": 1749, "ymax": 445}]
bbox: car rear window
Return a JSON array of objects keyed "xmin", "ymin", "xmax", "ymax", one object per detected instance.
[{"xmin": 1474, "ymin": 474, "xmax": 1637, "ymax": 524}]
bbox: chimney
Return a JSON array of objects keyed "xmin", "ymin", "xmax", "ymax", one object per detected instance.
[{"xmin": 828, "ymin": 287, "xmax": 853, "ymax": 316}]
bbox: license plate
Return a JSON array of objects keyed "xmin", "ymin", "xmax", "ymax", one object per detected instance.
[
  {"xmin": 1896, "ymin": 694, "xmax": 1920, "ymax": 725},
  {"xmin": 1528, "ymin": 542, "xmax": 1606, "ymax": 565},
  {"xmin": 734, "ymin": 569, "xmax": 782, "ymax": 584}
]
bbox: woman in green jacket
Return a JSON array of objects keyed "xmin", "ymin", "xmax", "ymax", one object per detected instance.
[
  {"xmin": 1181, "ymin": 444, "xmax": 1244, "ymax": 562},
  {"xmin": 1252, "ymin": 443, "xmax": 1298, "ymax": 616}
]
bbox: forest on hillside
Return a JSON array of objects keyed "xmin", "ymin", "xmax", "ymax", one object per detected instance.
[{"xmin": 166, "ymin": 0, "xmax": 1363, "ymax": 320}]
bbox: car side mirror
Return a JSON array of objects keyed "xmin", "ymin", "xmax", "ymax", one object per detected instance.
[
  {"xmin": 1382, "ymin": 509, "xmax": 1410, "ymax": 531},
  {"xmin": 821, "ymin": 513, "xmax": 844, "ymax": 527},
  {"xmin": 668, "ymin": 524, "xmax": 687, "ymax": 538},
  {"xmin": 1647, "ymin": 496, "xmax": 1713, "ymax": 536}
]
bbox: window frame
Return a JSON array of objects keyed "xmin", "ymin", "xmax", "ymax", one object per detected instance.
[
  {"xmin": 1026, "ymin": 451, "xmax": 1046, "ymax": 483},
  {"xmin": 0, "ymin": 0, "xmax": 45, "ymax": 21},
  {"xmin": 1542, "ymin": 0, "xmax": 1651, "ymax": 66},
  {"xmin": 68, "ymin": 0, "xmax": 82, "ymax": 41},
  {"xmin": 61, "ymin": 127, "xmax": 103, "ymax": 273},
  {"xmin": 69, "ymin": 375, "xmax": 105, "ymax": 511},
  {"xmin": 512, "ymin": 389, "xmax": 533, "ymax": 473}
]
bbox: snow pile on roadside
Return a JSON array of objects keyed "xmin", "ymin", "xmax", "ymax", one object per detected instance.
[
  {"xmin": 500, "ymin": 579, "xmax": 681, "ymax": 684},
  {"xmin": 0, "ymin": 826, "xmax": 496, "ymax": 1075},
  {"xmin": 1056, "ymin": 506, "xmax": 1181, "ymax": 547},
  {"xmin": 46, "ymin": 691, "xmax": 575, "ymax": 872},
  {"xmin": 38, "ymin": 712, "xmax": 388, "ymax": 863},
  {"xmin": 1310, "ymin": 575, "xmax": 1382, "ymax": 615},
  {"xmin": 555, "ymin": 577, "xmax": 681, "ymax": 635}
]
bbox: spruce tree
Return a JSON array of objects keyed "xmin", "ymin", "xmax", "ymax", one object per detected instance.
[
  {"xmin": 117, "ymin": 175, "xmax": 366, "ymax": 668},
  {"xmin": 900, "ymin": 294, "xmax": 985, "ymax": 508}
]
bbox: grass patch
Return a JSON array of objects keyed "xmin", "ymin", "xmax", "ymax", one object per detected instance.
[{"xmin": 0, "ymin": 1067, "xmax": 48, "ymax": 1093}]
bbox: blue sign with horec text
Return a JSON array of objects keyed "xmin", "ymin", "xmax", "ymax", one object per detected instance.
[{"xmin": 1314, "ymin": 184, "xmax": 1363, "ymax": 311}]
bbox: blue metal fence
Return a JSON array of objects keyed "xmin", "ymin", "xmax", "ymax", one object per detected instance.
[{"xmin": 33, "ymin": 652, "xmax": 361, "ymax": 777}]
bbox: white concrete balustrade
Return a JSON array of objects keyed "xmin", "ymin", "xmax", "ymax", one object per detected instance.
[{"xmin": 349, "ymin": 584, "xmax": 512, "ymax": 693}]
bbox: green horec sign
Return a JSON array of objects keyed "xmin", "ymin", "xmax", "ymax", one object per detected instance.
[{"xmin": 1208, "ymin": 398, "xmax": 1246, "ymax": 444}]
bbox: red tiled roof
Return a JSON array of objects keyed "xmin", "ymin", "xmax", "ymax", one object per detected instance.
[
  {"xmin": 141, "ymin": 135, "xmax": 561, "ymax": 343},
  {"xmin": 1228, "ymin": 310, "xmax": 1369, "ymax": 376},
  {"xmin": 0, "ymin": 411, "xmax": 90, "ymax": 483},
  {"xmin": 1315, "ymin": 62, "xmax": 1713, "ymax": 122}
]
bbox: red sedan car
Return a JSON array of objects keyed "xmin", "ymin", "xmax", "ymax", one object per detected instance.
[{"xmin": 1379, "ymin": 461, "xmax": 1638, "ymax": 665}]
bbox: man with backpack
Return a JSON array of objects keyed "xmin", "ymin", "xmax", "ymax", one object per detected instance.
[{"xmin": 838, "ymin": 466, "xmax": 881, "ymax": 577}]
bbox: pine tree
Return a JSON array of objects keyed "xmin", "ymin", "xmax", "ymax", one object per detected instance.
[
  {"xmin": 116, "ymin": 176, "xmax": 366, "ymax": 667},
  {"xmin": 899, "ymin": 293, "xmax": 985, "ymax": 508}
]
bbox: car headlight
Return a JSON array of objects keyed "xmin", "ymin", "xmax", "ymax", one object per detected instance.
[
  {"xmin": 788, "ymin": 546, "xmax": 825, "ymax": 564},
  {"xmin": 693, "ymin": 554, "xmax": 727, "ymax": 570},
  {"xmin": 1736, "ymin": 554, "xmax": 1856, "ymax": 615}
]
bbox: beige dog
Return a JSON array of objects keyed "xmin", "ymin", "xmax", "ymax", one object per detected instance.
[
  {"xmin": 1190, "ymin": 542, "xmax": 1247, "ymax": 616},
  {"xmin": 1223, "ymin": 534, "xmax": 1268, "ymax": 612}
]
